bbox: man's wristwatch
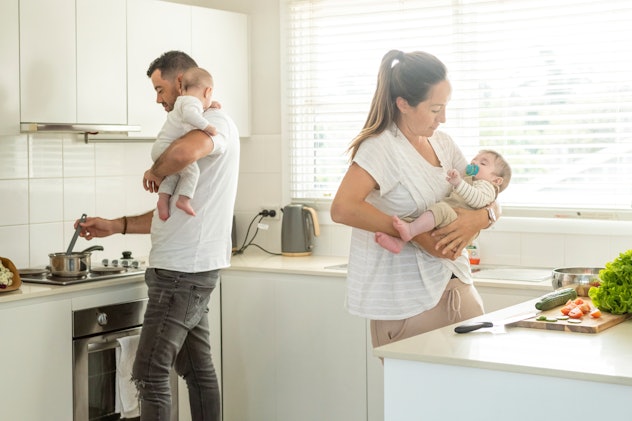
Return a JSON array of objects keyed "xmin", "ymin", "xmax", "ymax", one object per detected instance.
[{"xmin": 485, "ymin": 206, "xmax": 496, "ymax": 228}]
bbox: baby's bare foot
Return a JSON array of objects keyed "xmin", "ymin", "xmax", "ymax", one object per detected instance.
[
  {"xmin": 375, "ymin": 232, "xmax": 405, "ymax": 254},
  {"xmin": 176, "ymin": 196, "xmax": 196, "ymax": 217},
  {"xmin": 393, "ymin": 216, "xmax": 413, "ymax": 242},
  {"xmin": 157, "ymin": 195, "xmax": 170, "ymax": 221}
]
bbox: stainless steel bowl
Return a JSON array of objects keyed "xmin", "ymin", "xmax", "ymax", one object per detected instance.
[{"xmin": 551, "ymin": 267, "xmax": 603, "ymax": 296}]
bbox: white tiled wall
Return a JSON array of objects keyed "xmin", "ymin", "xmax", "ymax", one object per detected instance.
[{"xmin": 0, "ymin": 133, "xmax": 155, "ymax": 268}]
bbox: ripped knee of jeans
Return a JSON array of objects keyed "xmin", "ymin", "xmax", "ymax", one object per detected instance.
[{"xmin": 131, "ymin": 376, "xmax": 144, "ymax": 395}]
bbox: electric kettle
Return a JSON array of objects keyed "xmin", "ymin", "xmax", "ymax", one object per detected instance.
[{"xmin": 281, "ymin": 204, "xmax": 320, "ymax": 256}]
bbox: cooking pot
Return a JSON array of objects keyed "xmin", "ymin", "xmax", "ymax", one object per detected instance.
[
  {"xmin": 551, "ymin": 267, "xmax": 603, "ymax": 296},
  {"xmin": 48, "ymin": 245, "xmax": 104, "ymax": 277},
  {"xmin": 281, "ymin": 204, "xmax": 320, "ymax": 256}
]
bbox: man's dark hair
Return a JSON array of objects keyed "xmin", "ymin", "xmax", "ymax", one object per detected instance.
[{"xmin": 146, "ymin": 51, "xmax": 198, "ymax": 80}]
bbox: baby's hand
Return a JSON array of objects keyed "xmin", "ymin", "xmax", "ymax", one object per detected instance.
[
  {"xmin": 204, "ymin": 124, "xmax": 217, "ymax": 136},
  {"xmin": 210, "ymin": 101, "xmax": 222, "ymax": 109},
  {"xmin": 446, "ymin": 169, "xmax": 461, "ymax": 186}
]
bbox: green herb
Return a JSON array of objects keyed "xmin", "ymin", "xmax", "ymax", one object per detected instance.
[{"xmin": 588, "ymin": 249, "xmax": 632, "ymax": 314}]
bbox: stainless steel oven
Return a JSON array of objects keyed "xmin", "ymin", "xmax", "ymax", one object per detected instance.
[{"xmin": 73, "ymin": 299, "xmax": 178, "ymax": 421}]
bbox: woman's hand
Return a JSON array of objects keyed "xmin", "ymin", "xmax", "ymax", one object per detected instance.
[{"xmin": 431, "ymin": 207, "xmax": 489, "ymax": 259}]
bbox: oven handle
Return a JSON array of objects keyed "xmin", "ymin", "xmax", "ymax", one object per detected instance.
[{"xmin": 85, "ymin": 327, "xmax": 142, "ymax": 353}]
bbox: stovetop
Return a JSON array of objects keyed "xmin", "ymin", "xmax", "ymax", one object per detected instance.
[{"xmin": 20, "ymin": 266, "xmax": 146, "ymax": 286}]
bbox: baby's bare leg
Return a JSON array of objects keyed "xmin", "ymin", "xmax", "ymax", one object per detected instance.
[
  {"xmin": 176, "ymin": 195, "xmax": 196, "ymax": 217},
  {"xmin": 157, "ymin": 193, "xmax": 171, "ymax": 221}
]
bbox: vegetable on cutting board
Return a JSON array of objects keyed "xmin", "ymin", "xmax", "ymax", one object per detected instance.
[
  {"xmin": 589, "ymin": 249, "xmax": 632, "ymax": 315},
  {"xmin": 535, "ymin": 287, "xmax": 577, "ymax": 311}
]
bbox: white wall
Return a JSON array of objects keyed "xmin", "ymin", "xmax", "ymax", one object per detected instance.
[{"xmin": 1, "ymin": 0, "xmax": 629, "ymax": 269}]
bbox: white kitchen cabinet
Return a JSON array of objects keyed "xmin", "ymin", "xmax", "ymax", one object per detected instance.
[
  {"xmin": 19, "ymin": 0, "xmax": 76, "ymax": 124},
  {"xmin": 0, "ymin": 297, "xmax": 73, "ymax": 421},
  {"xmin": 19, "ymin": 0, "xmax": 127, "ymax": 125},
  {"xmin": 221, "ymin": 271, "xmax": 367, "ymax": 421},
  {"xmin": 192, "ymin": 7, "xmax": 250, "ymax": 137},
  {"xmin": 0, "ymin": 0, "xmax": 20, "ymax": 135},
  {"xmin": 76, "ymin": 0, "xmax": 127, "ymax": 124},
  {"xmin": 126, "ymin": 0, "xmax": 192, "ymax": 137},
  {"xmin": 477, "ymin": 283, "xmax": 548, "ymax": 313}
]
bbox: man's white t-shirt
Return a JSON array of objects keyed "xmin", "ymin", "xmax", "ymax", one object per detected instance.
[{"xmin": 149, "ymin": 108, "xmax": 240, "ymax": 272}]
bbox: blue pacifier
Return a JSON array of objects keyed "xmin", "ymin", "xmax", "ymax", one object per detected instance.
[{"xmin": 466, "ymin": 164, "xmax": 479, "ymax": 176}]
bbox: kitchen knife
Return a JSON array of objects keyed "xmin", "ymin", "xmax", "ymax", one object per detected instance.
[{"xmin": 454, "ymin": 311, "xmax": 540, "ymax": 334}]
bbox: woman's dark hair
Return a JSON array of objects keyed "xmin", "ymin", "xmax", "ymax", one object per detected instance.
[
  {"xmin": 349, "ymin": 50, "xmax": 447, "ymax": 158},
  {"xmin": 146, "ymin": 50, "xmax": 198, "ymax": 80}
]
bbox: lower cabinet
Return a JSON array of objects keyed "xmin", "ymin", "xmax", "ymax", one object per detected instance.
[
  {"xmin": 0, "ymin": 297, "xmax": 73, "ymax": 421},
  {"xmin": 221, "ymin": 270, "xmax": 369, "ymax": 421},
  {"xmin": 476, "ymin": 283, "xmax": 547, "ymax": 313}
]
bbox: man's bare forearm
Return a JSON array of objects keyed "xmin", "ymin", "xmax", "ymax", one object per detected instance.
[{"xmin": 151, "ymin": 130, "xmax": 214, "ymax": 178}]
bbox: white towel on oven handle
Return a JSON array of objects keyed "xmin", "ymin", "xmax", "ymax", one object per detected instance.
[{"xmin": 116, "ymin": 334, "xmax": 140, "ymax": 419}]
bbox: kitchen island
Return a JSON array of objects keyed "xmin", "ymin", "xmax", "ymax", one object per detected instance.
[{"xmin": 374, "ymin": 299, "xmax": 632, "ymax": 421}]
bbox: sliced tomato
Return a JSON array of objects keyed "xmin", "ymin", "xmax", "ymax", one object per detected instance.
[
  {"xmin": 579, "ymin": 303, "xmax": 591, "ymax": 314},
  {"xmin": 560, "ymin": 305, "xmax": 572, "ymax": 316},
  {"xmin": 568, "ymin": 307, "xmax": 584, "ymax": 319},
  {"xmin": 573, "ymin": 298, "xmax": 584, "ymax": 305},
  {"xmin": 590, "ymin": 308, "xmax": 602, "ymax": 318}
]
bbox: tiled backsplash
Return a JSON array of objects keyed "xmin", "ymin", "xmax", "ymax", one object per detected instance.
[
  {"xmin": 0, "ymin": 134, "xmax": 154, "ymax": 268},
  {"xmin": 239, "ymin": 212, "xmax": 632, "ymax": 269},
  {"xmin": 2, "ymin": 131, "xmax": 630, "ymax": 271}
]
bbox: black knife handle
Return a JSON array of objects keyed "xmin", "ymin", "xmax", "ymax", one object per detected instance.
[{"xmin": 454, "ymin": 321, "xmax": 493, "ymax": 334}]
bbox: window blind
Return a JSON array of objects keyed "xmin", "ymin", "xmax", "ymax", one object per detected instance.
[{"xmin": 285, "ymin": 0, "xmax": 632, "ymax": 214}]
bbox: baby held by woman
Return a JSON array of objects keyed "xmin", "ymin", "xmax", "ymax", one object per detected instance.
[{"xmin": 376, "ymin": 149, "xmax": 512, "ymax": 254}]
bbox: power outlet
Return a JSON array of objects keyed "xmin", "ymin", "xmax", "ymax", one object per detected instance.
[{"xmin": 260, "ymin": 206, "xmax": 280, "ymax": 220}]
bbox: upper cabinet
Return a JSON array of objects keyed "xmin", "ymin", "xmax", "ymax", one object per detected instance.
[
  {"xmin": 19, "ymin": 0, "xmax": 127, "ymax": 126},
  {"xmin": 192, "ymin": 7, "xmax": 251, "ymax": 137},
  {"xmin": 15, "ymin": 0, "xmax": 249, "ymax": 138},
  {"xmin": 0, "ymin": 0, "xmax": 20, "ymax": 135},
  {"xmin": 127, "ymin": 1, "xmax": 251, "ymax": 138},
  {"xmin": 126, "ymin": 0, "xmax": 192, "ymax": 138},
  {"xmin": 77, "ymin": 0, "xmax": 127, "ymax": 125},
  {"xmin": 19, "ymin": 0, "xmax": 77, "ymax": 124}
]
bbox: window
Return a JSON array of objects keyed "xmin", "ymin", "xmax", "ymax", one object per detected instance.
[{"xmin": 285, "ymin": 0, "xmax": 632, "ymax": 218}]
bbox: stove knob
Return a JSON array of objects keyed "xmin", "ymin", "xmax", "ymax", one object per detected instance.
[
  {"xmin": 111, "ymin": 259, "xmax": 119, "ymax": 267},
  {"xmin": 122, "ymin": 259, "xmax": 130, "ymax": 268},
  {"xmin": 101, "ymin": 259, "xmax": 109, "ymax": 267},
  {"xmin": 97, "ymin": 312, "xmax": 108, "ymax": 326},
  {"xmin": 131, "ymin": 260, "xmax": 140, "ymax": 269},
  {"xmin": 122, "ymin": 251, "xmax": 133, "ymax": 259}
]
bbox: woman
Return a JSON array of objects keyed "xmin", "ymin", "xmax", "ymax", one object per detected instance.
[{"xmin": 330, "ymin": 50, "xmax": 496, "ymax": 349}]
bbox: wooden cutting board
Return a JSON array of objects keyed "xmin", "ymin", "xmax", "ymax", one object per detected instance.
[{"xmin": 509, "ymin": 298, "xmax": 631, "ymax": 333}]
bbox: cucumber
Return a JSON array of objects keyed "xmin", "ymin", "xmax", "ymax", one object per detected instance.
[{"xmin": 535, "ymin": 287, "xmax": 578, "ymax": 311}]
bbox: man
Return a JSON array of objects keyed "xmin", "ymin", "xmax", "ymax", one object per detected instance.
[{"xmin": 78, "ymin": 50, "xmax": 239, "ymax": 421}]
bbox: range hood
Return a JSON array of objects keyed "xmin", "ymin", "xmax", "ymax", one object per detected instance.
[{"xmin": 20, "ymin": 122, "xmax": 154, "ymax": 143}]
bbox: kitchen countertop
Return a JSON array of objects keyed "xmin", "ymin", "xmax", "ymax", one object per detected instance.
[
  {"xmin": 0, "ymin": 274, "xmax": 146, "ymax": 305},
  {"xmin": 2, "ymin": 251, "xmax": 554, "ymax": 304},
  {"xmin": 374, "ymin": 297, "xmax": 632, "ymax": 386},
  {"xmin": 227, "ymin": 251, "xmax": 554, "ymax": 292}
]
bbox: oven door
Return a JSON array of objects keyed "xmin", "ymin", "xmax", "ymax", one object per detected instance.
[{"xmin": 73, "ymin": 327, "xmax": 178, "ymax": 421}]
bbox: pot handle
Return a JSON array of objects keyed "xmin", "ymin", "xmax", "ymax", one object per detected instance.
[{"xmin": 81, "ymin": 245, "xmax": 104, "ymax": 253}]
